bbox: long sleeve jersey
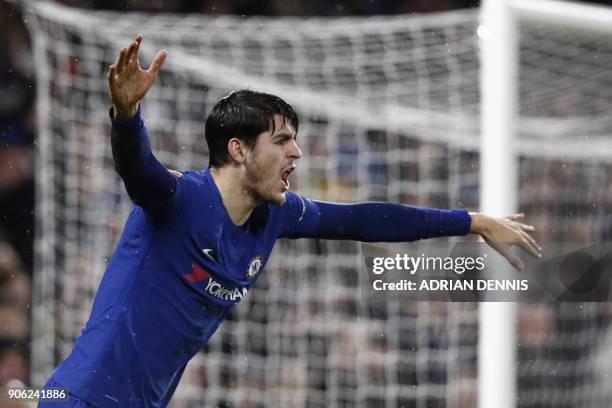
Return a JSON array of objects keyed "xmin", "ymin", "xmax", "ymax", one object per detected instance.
[{"xmin": 48, "ymin": 106, "xmax": 471, "ymax": 407}]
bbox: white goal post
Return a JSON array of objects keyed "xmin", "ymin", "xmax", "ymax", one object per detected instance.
[{"xmin": 480, "ymin": 1, "xmax": 612, "ymax": 407}]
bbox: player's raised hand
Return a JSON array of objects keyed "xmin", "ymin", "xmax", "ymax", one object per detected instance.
[
  {"xmin": 470, "ymin": 213, "xmax": 542, "ymax": 271},
  {"xmin": 108, "ymin": 34, "xmax": 167, "ymax": 120}
]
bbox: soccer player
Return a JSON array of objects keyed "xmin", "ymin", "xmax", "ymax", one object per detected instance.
[{"xmin": 40, "ymin": 35, "xmax": 541, "ymax": 407}]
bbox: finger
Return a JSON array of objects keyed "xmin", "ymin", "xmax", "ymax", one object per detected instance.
[
  {"xmin": 108, "ymin": 64, "xmax": 116, "ymax": 84},
  {"xmin": 517, "ymin": 222, "xmax": 536, "ymax": 232},
  {"xmin": 522, "ymin": 230, "xmax": 542, "ymax": 253},
  {"xmin": 134, "ymin": 35, "xmax": 143, "ymax": 67},
  {"xmin": 125, "ymin": 40, "xmax": 139, "ymax": 65},
  {"xmin": 490, "ymin": 241, "xmax": 525, "ymax": 271},
  {"xmin": 519, "ymin": 230, "xmax": 541, "ymax": 258},
  {"xmin": 112, "ymin": 49, "xmax": 122, "ymax": 74},
  {"xmin": 516, "ymin": 233, "xmax": 541, "ymax": 259},
  {"xmin": 116, "ymin": 47, "xmax": 128, "ymax": 73},
  {"xmin": 148, "ymin": 50, "xmax": 167, "ymax": 75},
  {"xmin": 506, "ymin": 213, "xmax": 525, "ymax": 221}
]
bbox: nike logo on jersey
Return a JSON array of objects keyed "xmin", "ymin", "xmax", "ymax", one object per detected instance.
[{"xmin": 202, "ymin": 248, "xmax": 222, "ymax": 264}]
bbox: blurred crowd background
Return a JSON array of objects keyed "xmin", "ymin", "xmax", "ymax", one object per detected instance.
[
  {"xmin": 0, "ymin": 0, "xmax": 479, "ymax": 392},
  {"xmin": 0, "ymin": 0, "xmax": 612, "ymax": 400},
  {"xmin": 48, "ymin": 0, "xmax": 478, "ymax": 14},
  {"xmin": 0, "ymin": 0, "xmax": 477, "ymax": 392}
]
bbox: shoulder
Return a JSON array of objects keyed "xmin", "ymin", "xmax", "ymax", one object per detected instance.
[
  {"xmin": 148, "ymin": 169, "xmax": 211, "ymax": 219},
  {"xmin": 167, "ymin": 169, "xmax": 199, "ymax": 181},
  {"xmin": 284, "ymin": 191, "xmax": 307, "ymax": 208},
  {"xmin": 270, "ymin": 191, "xmax": 309, "ymax": 222},
  {"xmin": 167, "ymin": 169, "xmax": 183, "ymax": 178},
  {"xmin": 166, "ymin": 169, "xmax": 209, "ymax": 189},
  {"xmin": 149, "ymin": 169, "xmax": 228, "ymax": 226}
]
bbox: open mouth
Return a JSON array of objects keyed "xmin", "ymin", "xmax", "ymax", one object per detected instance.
[{"xmin": 281, "ymin": 166, "xmax": 295, "ymax": 191}]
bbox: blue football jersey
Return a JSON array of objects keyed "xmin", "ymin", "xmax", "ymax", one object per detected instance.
[
  {"xmin": 46, "ymin": 107, "xmax": 471, "ymax": 407},
  {"xmin": 49, "ymin": 168, "xmax": 318, "ymax": 407}
]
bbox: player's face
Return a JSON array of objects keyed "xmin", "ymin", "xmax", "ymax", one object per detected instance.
[{"xmin": 244, "ymin": 114, "xmax": 301, "ymax": 205}]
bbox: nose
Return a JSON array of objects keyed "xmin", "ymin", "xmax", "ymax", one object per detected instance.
[{"xmin": 289, "ymin": 140, "xmax": 302, "ymax": 160}]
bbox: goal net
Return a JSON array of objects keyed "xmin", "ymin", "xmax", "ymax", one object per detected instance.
[{"xmin": 23, "ymin": 0, "xmax": 612, "ymax": 406}]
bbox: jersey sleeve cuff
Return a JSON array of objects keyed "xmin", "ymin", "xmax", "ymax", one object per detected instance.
[
  {"xmin": 109, "ymin": 104, "xmax": 143, "ymax": 131},
  {"xmin": 450, "ymin": 209, "xmax": 472, "ymax": 236}
]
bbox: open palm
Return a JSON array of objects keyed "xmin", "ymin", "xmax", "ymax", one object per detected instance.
[
  {"xmin": 108, "ymin": 34, "xmax": 167, "ymax": 120},
  {"xmin": 471, "ymin": 213, "xmax": 541, "ymax": 271}
]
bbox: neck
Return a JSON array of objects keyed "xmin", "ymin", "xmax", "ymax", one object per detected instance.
[{"xmin": 210, "ymin": 165, "xmax": 257, "ymax": 226}]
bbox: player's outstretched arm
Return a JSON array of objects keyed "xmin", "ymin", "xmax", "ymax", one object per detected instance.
[
  {"xmin": 107, "ymin": 35, "xmax": 177, "ymax": 208},
  {"xmin": 281, "ymin": 195, "xmax": 540, "ymax": 271}
]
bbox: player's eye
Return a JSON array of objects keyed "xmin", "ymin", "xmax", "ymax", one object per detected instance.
[{"xmin": 275, "ymin": 138, "xmax": 289, "ymax": 145}]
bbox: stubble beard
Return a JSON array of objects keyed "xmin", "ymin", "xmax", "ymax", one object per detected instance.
[{"xmin": 244, "ymin": 154, "xmax": 285, "ymax": 205}]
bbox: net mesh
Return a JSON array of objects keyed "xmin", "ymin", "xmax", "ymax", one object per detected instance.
[
  {"xmin": 513, "ymin": 18, "xmax": 612, "ymax": 408},
  {"xmin": 23, "ymin": 1, "xmax": 612, "ymax": 406}
]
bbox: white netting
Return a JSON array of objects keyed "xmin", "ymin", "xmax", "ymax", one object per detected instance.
[
  {"xmin": 23, "ymin": 0, "xmax": 612, "ymax": 406},
  {"xmin": 513, "ymin": 17, "xmax": 612, "ymax": 408}
]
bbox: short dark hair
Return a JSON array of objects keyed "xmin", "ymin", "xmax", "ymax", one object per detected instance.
[{"xmin": 205, "ymin": 90, "xmax": 299, "ymax": 168}]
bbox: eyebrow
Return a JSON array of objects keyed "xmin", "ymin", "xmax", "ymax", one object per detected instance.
[{"xmin": 272, "ymin": 132, "xmax": 296, "ymax": 141}]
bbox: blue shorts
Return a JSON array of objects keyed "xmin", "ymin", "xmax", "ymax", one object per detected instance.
[{"xmin": 37, "ymin": 378, "xmax": 95, "ymax": 408}]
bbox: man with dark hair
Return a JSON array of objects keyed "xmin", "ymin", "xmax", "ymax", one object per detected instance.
[
  {"xmin": 205, "ymin": 90, "xmax": 299, "ymax": 169},
  {"xmin": 41, "ymin": 35, "xmax": 540, "ymax": 407}
]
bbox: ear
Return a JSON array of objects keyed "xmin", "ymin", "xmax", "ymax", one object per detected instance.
[{"xmin": 227, "ymin": 137, "xmax": 248, "ymax": 164}]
